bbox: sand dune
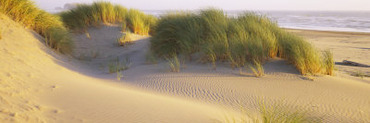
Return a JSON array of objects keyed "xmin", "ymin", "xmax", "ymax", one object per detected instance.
[
  {"xmin": 1, "ymin": 13, "xmax": 370, "ymax": 123},
  {"xmin": 0, "ymin": 14, "xmax": 235, "ymax": 123},
  {"xmin": 70, "ymin": 25, "xmax": 370, "ymax": 122}
]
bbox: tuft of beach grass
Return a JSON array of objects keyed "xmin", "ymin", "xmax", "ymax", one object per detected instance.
[
  {"xmin": 223, "ymin": 100, "xmax": 322, "ymax": 123},
  {"xmin": 59, "ymin": 2, "xmax": 157, "ymax": 35},
  {"xmin": 166, "ymin": 55, "xmax": 181, "ymax": 72},
  {"xmin": 322, "ymin": 50, "xmax": 334, "ymax": 75},
  {"xmin": 249, "ymin": 60, "xmax": 265, "ymax": 77},
  {"xmin": 117, "ymin": 32, "xmax": 134, "ymax": 46}
]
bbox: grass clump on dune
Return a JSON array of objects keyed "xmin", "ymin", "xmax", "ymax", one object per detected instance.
[
  {"xmin": 257, "ymin": 103, "xmax": 312, "ymax": 123},
  {"xmin": 166, "ymin": 55, "xmax": 181, "ymax": 72},
  {"xmin": 255, "ymin": 101, "xmax": 320, "ymax": 123},
  {"xmin": 60, "ymin": 2, "xmax": 124, "ymax": 30},
  {"xmin": 127, "ymin": 9, "xmax": 157, "ymax": 35},
  {"xmin": 0, "ymin": 0, "xmax": 72, "ymax": 53},
  {"xmin": 60, "ymin": 2, "xmax": 157, "ymax": 35},
  {"xmin": 274, "ymin": 30, "xmax": 322, "ymax": 75},
  {"xmin": 150, "ymin": 12, "xmax": 203, "ymax": 57},
  {"xmin": 224, "ymin": 101, "xmax": 321, "ymax": 123},
  {"xmin": 151, "ymin": 9, "xmax": 333, "ymax": 75},
  {"xmin": 117, "ymin": 32, "xmax": 134, "ymax": 46},
  {"xmin": 321, "ymin": 50, "xmax": 334, "ymax": 75},
  {"xmin": 249, "ymin": 60, "xmax": 265, "ymax": 77},
  {"xmin": 108, "ymin": 57, "xmax": 131, "ymax": 80}
]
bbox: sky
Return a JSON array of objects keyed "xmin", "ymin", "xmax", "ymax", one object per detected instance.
[{"xmin": 33, "ymin": 0, "xmax": 370, "ymax": 11}]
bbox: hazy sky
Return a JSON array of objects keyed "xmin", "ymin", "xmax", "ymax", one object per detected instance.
[{"xmin": 33, "ymin": 0, "xmax": 370, "ymax": 11}]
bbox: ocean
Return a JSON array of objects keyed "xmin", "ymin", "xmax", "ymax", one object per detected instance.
[{"xmin": 142, "ymin": 10, "xmax": 370, "ymax": 33}]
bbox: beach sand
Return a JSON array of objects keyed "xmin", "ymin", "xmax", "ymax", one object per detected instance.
[{"xmin": 1, "ymin": 13, "xmax": 369, "ymax": 122}]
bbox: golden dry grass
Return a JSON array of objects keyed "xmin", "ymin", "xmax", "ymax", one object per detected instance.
[
  {"xmin": 60, "ymin": 2, "xmax": 157, "ymax": 35},
  {"xmin": 150, "ymin": 9, "xmax": 332, "ymax": 75}
]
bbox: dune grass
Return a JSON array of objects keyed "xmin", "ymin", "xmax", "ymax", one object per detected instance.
[
  {"xmin": 166, "ymin": 55, "xmax": 181, "ymax": 72},
  {"xmin": 150, "ymin": 9, "xmax": 333, "ymax": 75},
  {"xmin": 256, "ymin": 102, "xmax": 320, "ymax": 123},
  {"xmin": 322, "ymin": 50, "xmax": 334, "ymax": 75},
  {"xmin": 60, "ymin": 2, "xmax": 123, "ymax": 30},
  {"xmin": 109, "ymin": 57, "xmax": 132, "ymax": 80},
  {"xmin": 108, "ymin": 57, "xmax": 132, "ymax": 74},
  {"xmin": 150, "ymin": 12, "xmax": 202, "ymax": 57},
  {"xmin": 121, "ymin": 21, "xmax": 127, "ymax": 32},
  {"xmin": 127, "ymin": 9, "xmax": 157, "ymax": 35},
  {"xmin": 224, "ymin": 101, "xmax": 321, "ymax": 123},
  {"xmin": 60, "ymin": 2, "xmax": 157, "ymax": 35},
  {"xmin": 249, "ymin": 60, "xmax": 265, "ymax": 77},
  {"xmin": 274, "ymin": 31, "xmax": 322, "ymax": 75},
  {"xmin": 117, "ymin": 32, "xmax": 134, "ymax": 46},
  {"xmin": 0, "ymin": 0, "xmax": 72, "ymax": 53}
]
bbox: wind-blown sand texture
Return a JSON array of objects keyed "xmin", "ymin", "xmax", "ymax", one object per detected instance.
[{"xmin": 1, "ymin": 13, "xmax": 369, "ymax": 122}]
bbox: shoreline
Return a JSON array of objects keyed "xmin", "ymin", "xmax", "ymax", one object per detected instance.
[{"xmin": 284, "ymin": 28, "xmax": 370, "ymax": 35}]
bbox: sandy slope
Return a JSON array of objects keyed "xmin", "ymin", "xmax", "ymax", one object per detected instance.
[
  {"xmin": 1, "ymin": 13, "xmax": 370, "ymax": 123},
  {"xmin": 0, "ymin": 14, "xmax": 234, "ymax": 123},
  {"xmin": 71, "ymin": 26, "xmax": 370, "ymax": 122}
]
